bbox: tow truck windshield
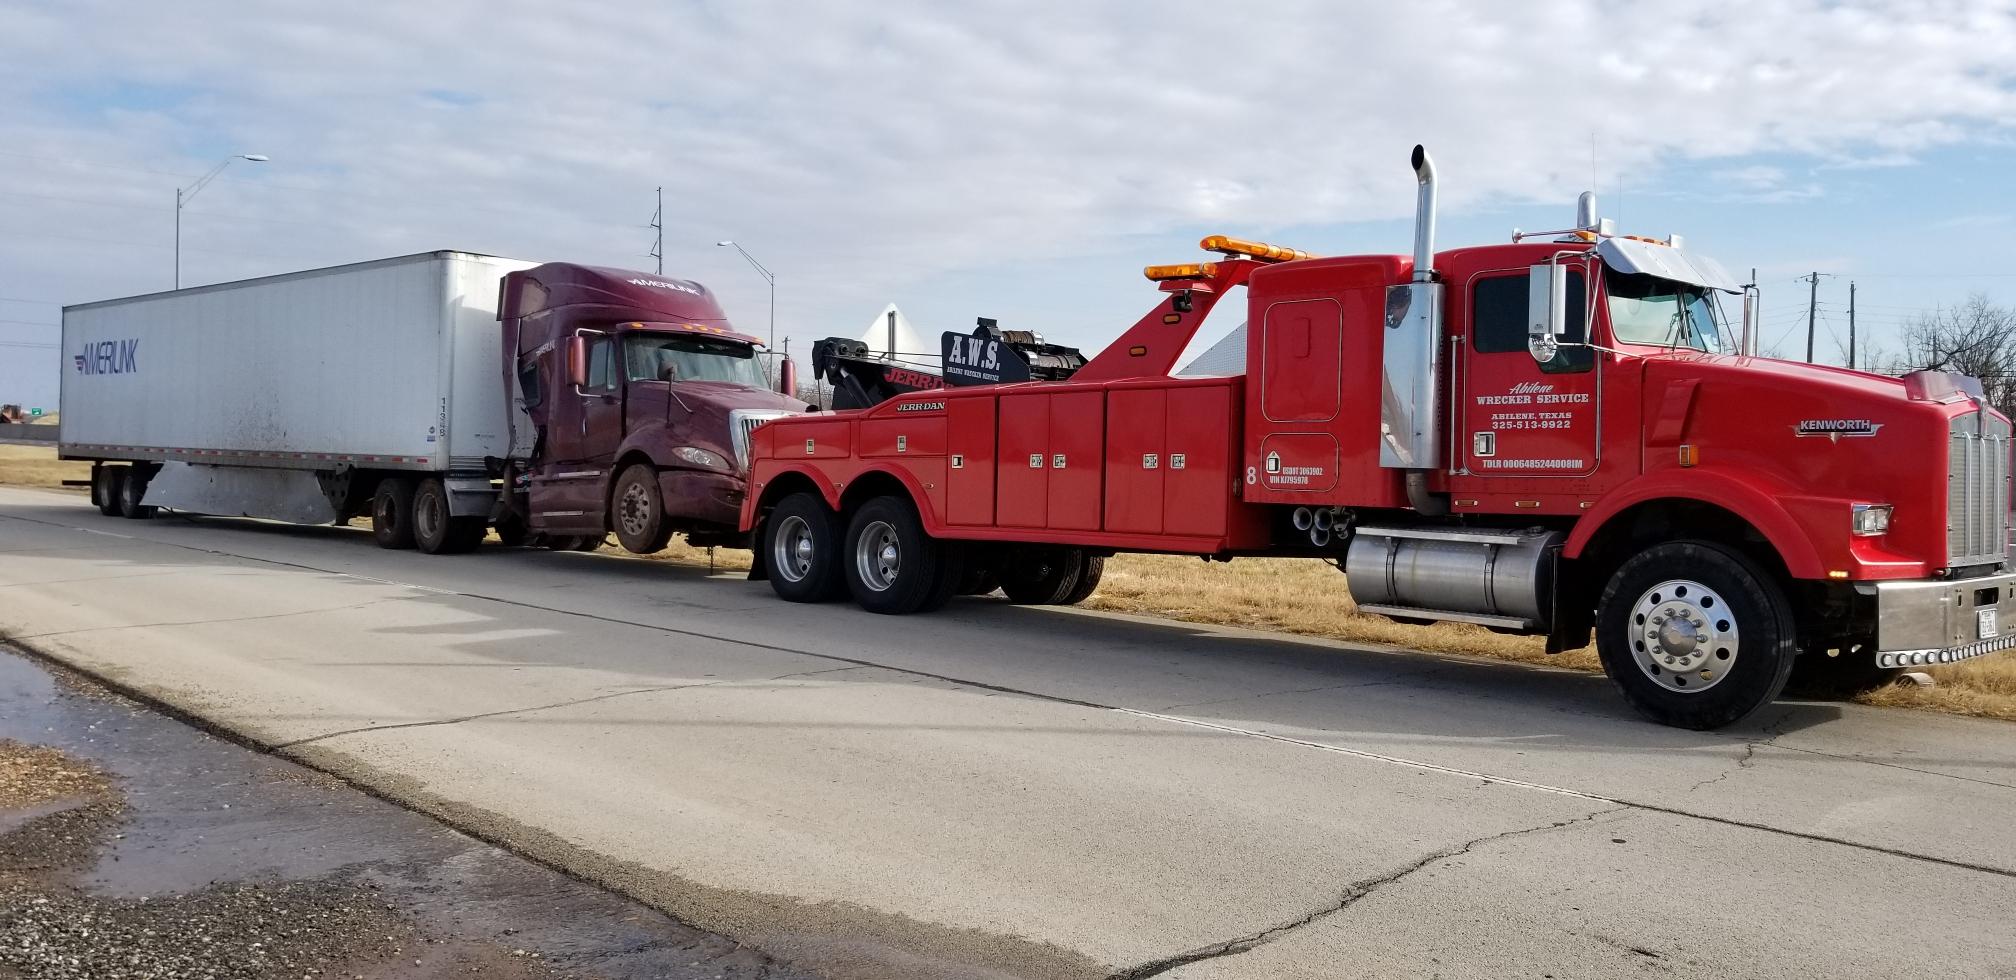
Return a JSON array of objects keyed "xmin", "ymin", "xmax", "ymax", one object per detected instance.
[
  {"xmin": 1605, "ymin": 270, "xmax": 1733, "ymax": 354},
  {"xmin": 623, "ymin": 333, "xmax": 767, "ymax": 387}
]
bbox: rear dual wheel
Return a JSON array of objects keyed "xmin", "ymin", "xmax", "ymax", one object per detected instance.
[
  {"xmin": 764, "ymin": 492, "xmax": 847, "ymax": 603},
  {"xmin": 93, "ymin": 466, "xmax": 125, "ymax": 517},
  {"xmin": 845, "ymin": 496, "xmax": 961, "ymax": 614},
  {"xmin": 998, "ymin": 549, "xmax": 1104, "ymax": 605},
  {"xmin": 411, "ymin": 478, "xmax": 485, "ymax": 554}
]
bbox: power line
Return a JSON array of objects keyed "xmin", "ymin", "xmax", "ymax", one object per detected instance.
[{"xmin": 0, "ymin": 318, "xmax": 58, "ymax": 327}]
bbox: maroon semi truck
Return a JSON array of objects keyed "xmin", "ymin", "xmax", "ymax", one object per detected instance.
[{"xmin": 495, "ymin": 262, "xmax": 810, "ymax": 552}]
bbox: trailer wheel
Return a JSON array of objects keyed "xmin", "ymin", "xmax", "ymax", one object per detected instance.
[
  {"xmin": 1782, "ymin": 647, "xmax": 1904, "ymax": 700},
  {"xmin": 412, "ymin": 478, "xmax": 481, "ymax": 554},
  {"xmin": 611, "ymin": 463, "xmax": 674, "ymax": 554},
  {"xmin": 93, "ymin": 466, "xmax": 124, "ymax": 517},
  {"xmin": 1060, "ymin": 555, "xmax": 1106, "ymax": 605},
  {"xmin": 1595, "ymin": 541, "xmax": 1796, "ymax": 729},
  {"xmin": 998, "ymin": 548, "xmax": 1083, "ymax": 604},
  {"xmin": 371, "ymin": 477, "xmax": 418, "ymax": 550},
  {"xmin": 764, "ymin": 492, "xmax": 847, "ymax": 602},
  {"xmin": 843, "ymin": 496, "xmax": 962, "ymax": 614},
  {"xmin": 116, "ymin": 465, "xmax": 157, "ymax": 520}
]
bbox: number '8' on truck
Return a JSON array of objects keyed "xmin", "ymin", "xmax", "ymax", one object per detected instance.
[{"xmin": 742, "ymin": 146, "xmax": 2015, "ymax": 729}]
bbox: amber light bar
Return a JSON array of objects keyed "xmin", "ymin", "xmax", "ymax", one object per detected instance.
[
  {"xmin": 1199, "ymin": 235, "xmax": 1314, "ymax": 262},
  {"xmin": 1143, "ymin": 262, "xmax": 1220, "ymax": 282}
]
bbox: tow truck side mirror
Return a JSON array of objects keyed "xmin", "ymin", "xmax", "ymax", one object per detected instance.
[
  {"xmin": 567, "ymin": 335, "xmax": 589, "ymax": 388},
  {"xmin": 1527, "ymin": 263, "xmax": 1567, "ymax": 362}
]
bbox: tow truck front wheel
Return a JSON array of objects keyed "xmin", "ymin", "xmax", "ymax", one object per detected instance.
[
  {"xmin": 844, "ymin": 496, "xmax": 962, "ymax": 614},
  {"xmin": 1595, "ymin": 541, "xmax": 1796, "ymax": 730}
]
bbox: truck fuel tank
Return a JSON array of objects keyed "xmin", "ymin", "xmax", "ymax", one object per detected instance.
[{"xmin": 1345, "ymin": 525, "xmax": 1565, "ymax": 630}]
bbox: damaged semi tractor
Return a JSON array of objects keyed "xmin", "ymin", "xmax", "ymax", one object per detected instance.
[
  {"xmin": 60, "ymin": 252, "xmax": 805, "ymax": 555},
  {"xmin": 741, "ymin": 147, "xmax": 2012, "ymax": 729}
]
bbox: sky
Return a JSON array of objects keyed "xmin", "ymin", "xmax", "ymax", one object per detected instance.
[{"xmin": 3, "ymin": 0, "xmax": 2015, "ymax": 410}]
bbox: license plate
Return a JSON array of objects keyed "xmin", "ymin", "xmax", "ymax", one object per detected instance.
[{"xmin": 1979, "ymin": 609, "xmax": 2000, "ymax": 640}]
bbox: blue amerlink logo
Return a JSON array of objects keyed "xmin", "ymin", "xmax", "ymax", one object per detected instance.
[{"xmin": 74, "ymin": 339, "xmax": 139, "ymax": 375}]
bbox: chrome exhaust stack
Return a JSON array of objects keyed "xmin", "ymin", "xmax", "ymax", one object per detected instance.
[{"xmin": 1380, "ymin": 145, "xmax": 1446, "ymax": 473}]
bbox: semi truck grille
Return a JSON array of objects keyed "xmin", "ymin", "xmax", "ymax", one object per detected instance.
[
  {"xmin": 1947, "ymin": 410, "xmax": 2011, "ymax": 568},
  {"xmin": 728, "ymin": 410, "xmax": 795, "ymax": 471}
]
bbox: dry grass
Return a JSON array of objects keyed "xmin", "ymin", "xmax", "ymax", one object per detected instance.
[
  {"xmin": 2, "ymin": 439, "xmax": 2007, "ymax": 721},
  {"xmin": 0, "ymin": 444, "xmax": 90, "ymax": 490}
]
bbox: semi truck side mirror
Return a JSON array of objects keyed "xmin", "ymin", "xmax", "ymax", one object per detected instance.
[
  {"xmin": 567, "ymin": 335, "xmax": 589, "ymax": 388},
  {"xmin": 1527, "ymin": 263, "xmax": 1567, "ymax": 362}
]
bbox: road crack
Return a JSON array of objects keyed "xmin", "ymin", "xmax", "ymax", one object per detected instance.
[
  {"xmin": 1105, "ymin": 806, "xmax": 1629, "ymax": 980},
  {"xmin": 1687, "ymin": 741, "xmax": 1758, "ymax": 793}
]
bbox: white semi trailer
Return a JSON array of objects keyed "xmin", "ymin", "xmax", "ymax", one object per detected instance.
[{"xmin": 61, "ymin": 252, "xmax": 537, "ymax": 535}]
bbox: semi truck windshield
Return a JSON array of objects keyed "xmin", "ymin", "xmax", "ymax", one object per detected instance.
[
  {"xmin": 1605, "ymin": 271, "xmax": 1731, "ymax": 353},
  {"xmin": 624, "ymin": 333, "xmax": 768, "ymax": 387}
]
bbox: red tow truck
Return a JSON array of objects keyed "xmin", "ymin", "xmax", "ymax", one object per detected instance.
[{"xmin": 739, "ymin": 146, "xmax": 2013, "ymax": 729}]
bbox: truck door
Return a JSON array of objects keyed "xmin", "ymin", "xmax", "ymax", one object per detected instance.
[
  {"xmin": 1453, "ymin": 269, "xmax": 1601, "ymax": 488},
  {"xmin": 531, "ymin": 330, "xmax": 624, "ymax": 531}
]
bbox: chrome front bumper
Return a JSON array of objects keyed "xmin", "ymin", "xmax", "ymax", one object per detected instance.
[{"xmin": 1857, "ymin": 570, "xmax": 2016, "ymax": 668}]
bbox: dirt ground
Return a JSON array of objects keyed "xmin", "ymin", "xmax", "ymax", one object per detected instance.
[
  {"xmin": 0, "ymin": 649, "xmax": 812, "ymax": 980},
  {"xmin": 3, "ymin": 443, "xmax": 2010, "ymax": 722}
]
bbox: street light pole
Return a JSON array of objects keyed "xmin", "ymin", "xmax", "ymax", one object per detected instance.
[
  {"xmin": 176, "ymin": 153, "xmax": 269, "ymax": 288},
  {"xmin": 715, "ymin": 240, "xmax": 775, "ymax": 349}
]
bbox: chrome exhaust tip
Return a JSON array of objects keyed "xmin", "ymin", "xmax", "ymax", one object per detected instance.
[{"xmin": 1292, "ymin": 506, "xmax": 1313, "ymax": 531}]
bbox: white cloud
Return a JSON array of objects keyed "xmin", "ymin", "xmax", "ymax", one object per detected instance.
[{"xmin": 2, "ymin": 0, "xmax": 2014, "ymax": 404}]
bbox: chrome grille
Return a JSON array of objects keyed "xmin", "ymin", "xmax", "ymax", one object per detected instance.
[
  {"xmin": 728, "ymin": 409, "xmax": 796, "ymax": 471},
  {"xmin": 1948, "ymin": 410, "xmax": 2011, "ymax": 568}
]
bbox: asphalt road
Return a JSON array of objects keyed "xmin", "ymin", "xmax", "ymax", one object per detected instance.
[{"xmin": 2, "ymin": 483, "xmax": 2014, "ymax": 980}]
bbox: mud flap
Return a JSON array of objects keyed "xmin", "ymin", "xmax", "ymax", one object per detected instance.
[{"xmin": 747, "ymin": 519, "xmax": 770, "ymax": 581}]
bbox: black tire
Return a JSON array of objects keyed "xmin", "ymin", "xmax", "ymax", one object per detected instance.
[
  {"xmin": 1782, "ymin": 647, "xmax": 1905, "ymax": 700},
  {"xmin": 763, "ymin": 492, "xmax": 847, "ymax": 602},
  {"xmin": 494, "ymin": 513, "xmax": 531, "ymax": 547},
  {"xmin": 116, "ymin": 465, "xmax": 157, "ymax": 519},
  {"xmin": 371, "ymin": 477, "xmax": 418, "ymax": 550},
  {"xmin": 411, "ymin": 478, "xmax": 476, "ymax": 554},
  {"xmin": 842, "ymin": 496, "xmax": 962, "ymax": 614},
  {"xmin": 1596, "ymin": 541, "xmax": 1797, "ymax": 730},
  {"xmin": 998, "ymin": 548, "xmax": 1083, "ymax": 604},
  {"xmin": 958, "ymin": 568, "xmax": 1000, "ymax": 596},
  {"xmin": 94, "ymin": 466, "xmax": 124, "ymax": 517},
  {"xmin": 611, "ymin": 463, "xmax": 673, "ymax": 554},
  {"xmin": 1060, "ymin": 555, "xmax": 1105, "ymax": 605}
]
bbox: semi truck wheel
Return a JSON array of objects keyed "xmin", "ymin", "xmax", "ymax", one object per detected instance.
[
  {"xmin": 764, "ymin": 492, "xmax": 847, "ymax": 603},
  {"xmin": 998, "ymin": 548, "xmax": 1083, "ymax": 604},
  {"xmin": 411, "ymin": 478, "xmax": 481, "ymax": 554},
  {"xmin": 116, "ymin": 465, "xmax": 157, "ymax": 520},
  {"xmin": 612, "ymin": 464, "xmax": 674, "ymax": 554},
  {"xmin": 843, "ymin": 496, "xmax": 962, "ymax": 614},
  {"xmin": 1595, "ymin": 541, "xmax": 1797, "ymax": 729},
  {"xmin": 93, "ymin": 466, "xmax": 124, "ymax": 517},
  {"xmin": 371, "ymin": 477, "xmax": 418, "ymax": 550},
  {"xmin": 1060, "ymin": 555, "xmax": 1106, "ymax": 605}
]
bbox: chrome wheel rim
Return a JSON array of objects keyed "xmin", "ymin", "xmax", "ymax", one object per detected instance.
[
  {"xmin": 772, "ymin": 515, "xmax": 815, "ymax": 583},
  {"xmin": 618, "ymin": 482, "xmax": 652, "ymax": 537},
  {"xmin": 854, "ymin": 520, "xmax": 900, "ymax": 592},
  {"xmin": 1631, "ymin": 578, "xmax": 1739, "ymax": 693}
]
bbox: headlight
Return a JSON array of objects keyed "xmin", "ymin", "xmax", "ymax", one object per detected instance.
[
  {"xmin": 1851, "ymin": 503, "xmax": 1892, "ymax": 536},
  {"xmin": 672, "ymin": 446, "xmax": 730, "ymax": 470}
]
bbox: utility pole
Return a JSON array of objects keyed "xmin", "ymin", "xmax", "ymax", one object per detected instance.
[
  {"xmin": 648, "ymin": 187, "xmax": 664, "ymax": 275},
  {"xmin": 1847, "ymin": 281, "xmax": 1857, "ymax": 371},
  {"xmin": 1804, "ymin": 271, "xmax": 1820, "ymax": 364}
]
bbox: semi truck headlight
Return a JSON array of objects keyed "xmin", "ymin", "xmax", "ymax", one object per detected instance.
[
  {"xmin": 672, "ymin": 446, "xmax": 730, "ymax": 471},
  {"xmin": 1851, "ymin": 503, "xmax": 1893, "ymax": 536}
]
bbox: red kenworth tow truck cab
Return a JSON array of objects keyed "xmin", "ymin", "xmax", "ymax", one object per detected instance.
[{"xmin": 740, "ymin": 146, "xmax": 2013, "ymax": 729}]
